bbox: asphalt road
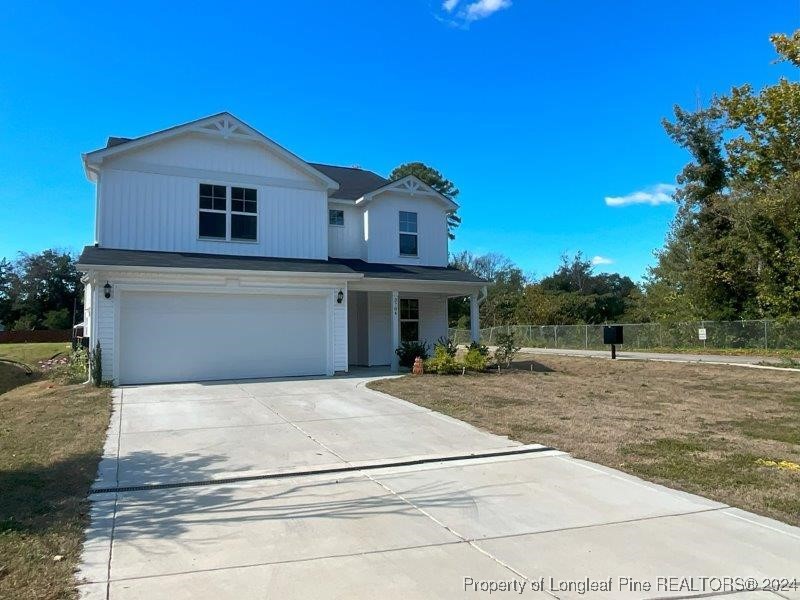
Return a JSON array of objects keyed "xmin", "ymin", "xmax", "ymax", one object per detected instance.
[{"xmin": 518, "ymin": 346, "xmax": 784, "ymax": 367}]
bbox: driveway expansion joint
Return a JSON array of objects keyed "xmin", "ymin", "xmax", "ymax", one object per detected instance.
[{"xmin": 88, "ymin": 445, "xmax": 556, "ymax": 495}]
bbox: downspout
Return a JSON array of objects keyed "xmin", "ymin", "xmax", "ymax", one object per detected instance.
[{"xmin": 477, "ymin": 285, "xmax": 488, "ymax": 306}]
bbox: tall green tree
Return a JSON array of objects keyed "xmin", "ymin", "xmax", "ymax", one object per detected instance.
[
  {"xmin": 644, "ymin": 29, "xmax": 800, "ymax": 320},
  {"xmin": 389, "ymin": 162, "xmax": 462, "ymax": 239}
]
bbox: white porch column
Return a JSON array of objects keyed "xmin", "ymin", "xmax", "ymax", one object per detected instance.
[
  {"xmin": 390, "ymin": 290, "xmax": 400, "ymax": 372},
  {"xmin": 470, "ymin": 291, "xmax": 480, "ymax": 343}
]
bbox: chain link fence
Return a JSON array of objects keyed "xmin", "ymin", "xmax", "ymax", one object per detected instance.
[{"xmin": 449, "ymin": 319, "xmax": 800, "ymax": 351}]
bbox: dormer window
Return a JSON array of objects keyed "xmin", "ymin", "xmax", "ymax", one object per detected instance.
[
  {"xmin": 399, "ymin": 211, "xmax": 418, "ymax": 256},
  {"xmin": 198, "ymin": 184, "xmax": 258, "ymax": 241}
]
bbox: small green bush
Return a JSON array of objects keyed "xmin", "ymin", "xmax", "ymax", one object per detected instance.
[
  {"xmin": 463, "ymin": 347, "xmax": 488, "ymax": 372},
  {"xmin": 435, "ymin": 336, "xmax": 457, "ymax": 358},
  {"xmin": 90, "ymin": 342, "xmax": 103, "ymax": 386},
  {"xmin": 468, "ymin": 340, "xmax": 490, "ymax": 357},
  {"xmin": 395, "ymin": 340, "xmax": 430, "ymax": 368},
  {"xmin": 495, "ymin": 332, "xmax": 521, "ymax": 367},
  {"xmin": 47, "ymin": 346, "xmax": 89, "ymax": 384},
  {"xmin": 425, "ymin": 345, "xmax": 460, "ymax": 374}
]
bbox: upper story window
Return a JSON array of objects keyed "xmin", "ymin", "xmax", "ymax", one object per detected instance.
[
  {"xmin": 199, "ymin": 184, "xmax": 227, "ymax": 239},
  {"xmin": 198, "ymin": 184, "xmax": 258, "ymax": 241},
  {"xmin": 231, "ymin": 187, "xmax": 257, "ymax": 241},
  {"xmin": 329, "ymin": 209, "xmax": 344, "ymax": 227},
  {"xmin": 399, "ymin": 211, "xmax": 418, "ymax": 256}
]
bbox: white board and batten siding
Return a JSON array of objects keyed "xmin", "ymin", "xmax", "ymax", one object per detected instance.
[
  {"xmin": 333, "ymin": 291, "xmax": 348, "ymax": 372},
  {"xmin": 98, "ymin": 133, "xmax": 329, "ymax": 260},
  {"xmin": 95, "ymin": 293, "xmax": 116, "ymax": 380},
  {"xmin": 415, "ymin": 294, "xmax": 449, "ymax": 348},
  {"xmin": 328, "ymin": 204, "xmax": 365, "ymax": 259},
  {"xmin": 364, "ymin": 193, "xmax": 449, "ymax": 267}
]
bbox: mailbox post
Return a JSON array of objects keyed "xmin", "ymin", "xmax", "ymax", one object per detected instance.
[{"xmin": 603, "ymin": 325, "xmax": 623, "ymax": 359}]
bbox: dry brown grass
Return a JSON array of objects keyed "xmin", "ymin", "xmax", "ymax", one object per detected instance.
[
  {"xmin": 368, "ymin": 354, "xmax": 800, "ymax": 526},
  {"xmin": 0, "ymin": 363, "xmax": 111, "ymax": 599}
]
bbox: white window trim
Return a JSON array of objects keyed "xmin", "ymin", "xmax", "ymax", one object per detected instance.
[
  {"xmin": 198, "ymin": 183, "xmax": 259, "ymax": 244},
  {"xmin": 328, "ymin": 208, "xmax": 345, "ymax": 227},
  {"xmin": 198, "ymin": 184, "xmax": 227, "ymax": 241},
  {"xmin": 230, "ymin": 186, "xmax": 259, "ymax": 243},
  {"xmin": 400, "ymin": 298, "xmax": 420, "ymax": 343},
  {"xmin": 399, "ymin": 210, "xmax": 418, "ymax": 257}
]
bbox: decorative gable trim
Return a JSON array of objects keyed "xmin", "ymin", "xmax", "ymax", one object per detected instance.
[
  {"xmin": 356, "ymin": 175, "xmax": 458, "ymax": 210},
  {"xmin": 82, "ymin": 112, "xmax": 340, "ymax": 192}
]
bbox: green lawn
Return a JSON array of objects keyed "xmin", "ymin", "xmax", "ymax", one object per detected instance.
[{"xmin": 0, "ymin": 342, "xmax": 71, "ymax": 366}]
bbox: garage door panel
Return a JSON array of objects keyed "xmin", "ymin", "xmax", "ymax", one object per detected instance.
[{"xmin": 119, "ymin": 291, "xmax": 329, "ymax": 384}]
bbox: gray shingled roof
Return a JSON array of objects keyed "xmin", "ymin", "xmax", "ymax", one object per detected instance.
[
  {"xmin": 307, "ymin": 163, "xmax": 388, "ymax": 200},
  {"xmin": 77, "ymin": 247, "xmax": 354, "ymax": 275},
  {"xmin": 106, "ymin": 136, "xmax": 132, "ymax": 148},
  {"xmin": 77, "ymin": 247, "xmax": 486, "ymax": 284},
  {"xmin": 331, "ymin": 258, "xmax": 486, "ymax": 283}
]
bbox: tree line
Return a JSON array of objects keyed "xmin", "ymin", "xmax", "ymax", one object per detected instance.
[
  {"xmin": 447, "ymin": 251, "xmax": 642, "ymax": 328},
  {"xmin": 0, "ymin": 251, "xmax": 82, "ymax": 331}
]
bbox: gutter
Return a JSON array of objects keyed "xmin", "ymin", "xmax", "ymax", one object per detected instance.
[{"xmin": 75, "ymin": 263, "xmax": 365, "ymax": 281}]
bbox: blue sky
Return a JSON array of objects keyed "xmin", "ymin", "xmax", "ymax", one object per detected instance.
[{"xmin": 0, "ymin": 1, "xmax": 796, "ymax": 280}]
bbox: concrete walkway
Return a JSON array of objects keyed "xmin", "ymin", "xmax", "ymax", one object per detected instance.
[{"xmin": 79, "ymin": 373, "xmax": 800, "ymax": 599}]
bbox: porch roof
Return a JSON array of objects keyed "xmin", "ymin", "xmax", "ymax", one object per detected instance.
[
  {"xmin": 77, "ymin": 247, "xmax": 356, "ymax": 275},
  {"xmin": 329, "ymin": 258, "xmax": 486, "ymax": 283},
  {"xmin": 77, "ymin": 247, "xmax": 487, "ymax": 284}
]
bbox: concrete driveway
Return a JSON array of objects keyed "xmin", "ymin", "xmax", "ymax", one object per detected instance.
[{"xmin": 79, "ymin": 372, "xmax": 800, "ymax": 600}]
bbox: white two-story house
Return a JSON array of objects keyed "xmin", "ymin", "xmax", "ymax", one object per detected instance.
[{"xmin": 77, "ymin": 113, "xmax": 486, "ymax": 385}]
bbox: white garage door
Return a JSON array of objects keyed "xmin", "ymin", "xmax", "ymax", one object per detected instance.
[{"xmin": 119, "ymin": 291, "xmax": 329, "ymax": 384}]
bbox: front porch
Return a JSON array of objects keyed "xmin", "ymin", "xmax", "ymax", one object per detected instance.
[{"xmin": 346, "ymin": 283, "xmax": 484, "ymax": 372}]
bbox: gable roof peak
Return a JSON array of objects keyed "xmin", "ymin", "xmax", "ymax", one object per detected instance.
[{"xmin": 82, "ymin": 112, "xmax": 339, "ymax": 191}]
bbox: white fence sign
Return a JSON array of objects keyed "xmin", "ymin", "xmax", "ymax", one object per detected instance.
[{"xmin": 698, "ymin": 328, "xmax": 707, "ymax": 341}]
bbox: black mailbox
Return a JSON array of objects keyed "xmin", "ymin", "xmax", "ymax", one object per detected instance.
[{"xmin": 603, "ymin": 325, "xmax": 623, "ymax": 345}]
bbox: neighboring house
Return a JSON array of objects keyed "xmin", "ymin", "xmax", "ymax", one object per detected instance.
[{"xmin": 77, "ymin": 113, "xmax": 486, "ymax": 385}]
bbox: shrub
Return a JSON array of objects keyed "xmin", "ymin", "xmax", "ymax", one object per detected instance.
[
  {"xmin": 463, "ymin": 347, "xmax": 488, "ymax": 372},
  {"xmin": 495, "ymin": 331, "xmax": 521, "ymax": 367},
  {"xmin": 435, "ymin": 336, "xmax": 457, "ymax": 358},
  {"xmin": 46, "ymin": 346, "xmax": 89, "ymax": 384},
  {"xmin": 468, "ymin": 340, "xmax": 490, "ymax": 357},
  {"xmin": 425, "ymin": 344, "xmax": 460, "ymax": 374},
  {"xmin": 90, "ymin": 342, "xmax": 103, "ymax": 386},
  {"xmin": 395, "ymin": 340, "xmax": 430, "ymax": 368}
]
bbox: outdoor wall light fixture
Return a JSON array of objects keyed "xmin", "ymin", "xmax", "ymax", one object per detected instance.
[
  {"xmin": 103, "ymin": 281, "xmax": 112, "ymax": 299},
  {"xmin": 337, "ymin": 289, "xmax": 344, "ymax": 304}
]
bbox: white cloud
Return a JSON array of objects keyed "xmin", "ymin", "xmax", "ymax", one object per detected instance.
[
  {"xmin": 463, "ymin": 0, "xmax": 512, "ymax": 21},
  {"xmin": 437, "ymin": 0, "xmax": 511, "ymax": 26},
  {"xmin": 604, "ymin": 183, "xmax": 677, "ymax": 207},
  {"xmin": 442, "ymin": 0, "xmax": 460, "ymax": 12},
  {"xmin": 591, "ymin": 255, "xmax": 614, "ymax": 266}
]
